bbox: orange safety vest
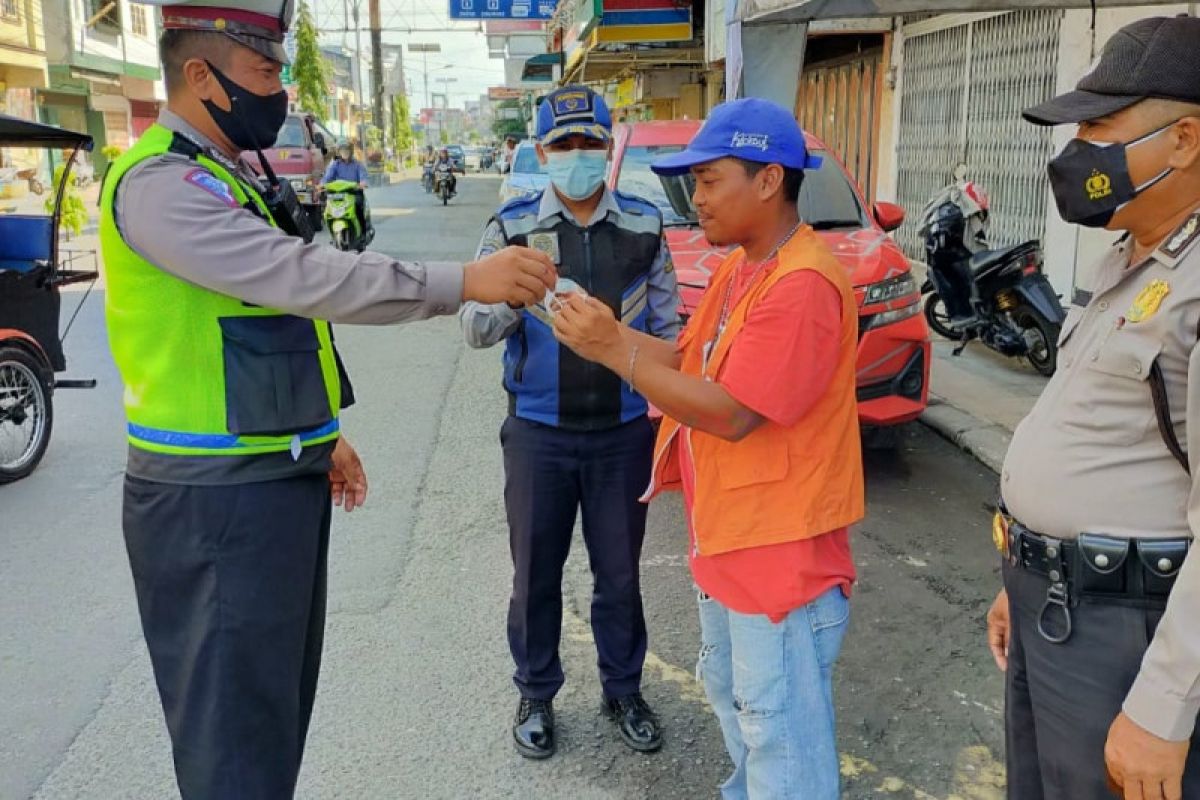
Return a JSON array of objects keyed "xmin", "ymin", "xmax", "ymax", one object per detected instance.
[{"xmin": 644, "ymin": 226, "xmax": 865, "ymax": 556}]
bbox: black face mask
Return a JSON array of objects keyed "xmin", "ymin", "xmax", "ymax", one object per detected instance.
[
  {"xmin": 1047, "ymin": 122, "xmax": 1176, "ymax": 228},
  {"xmin": 202, "ymin": 62, "xmax": 289, "ymax": 152}
]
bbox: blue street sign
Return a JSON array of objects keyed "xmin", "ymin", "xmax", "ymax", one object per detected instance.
[{"xmin": 448, "ymin": 0, "xmax": 556, "ymax": 20}]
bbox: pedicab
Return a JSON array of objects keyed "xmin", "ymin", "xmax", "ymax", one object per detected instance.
[{"xmin": 0, "ymin": 114, "xmax": 97, "ymax": 484}]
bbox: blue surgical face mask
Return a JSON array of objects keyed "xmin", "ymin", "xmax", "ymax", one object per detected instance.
[{"xmin": 545, "ymin": 148, "xmax": 609, "ymax": 201}]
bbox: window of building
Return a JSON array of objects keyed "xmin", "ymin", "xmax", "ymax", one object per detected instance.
[
  {"xmin": 130, "ymin": 4, "xmax": 148, "ymax": 36},
  {"xmin": 87, "ymin": 0, "xmax": 121, "ymax": 34},
  {"xmin": 1, "ymin": 0, "xmax": 21, "ymax": 22}
]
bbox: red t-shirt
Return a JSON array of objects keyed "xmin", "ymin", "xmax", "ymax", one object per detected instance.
[{"xmin": 680, "ymin": 255, "xmax": 857, "ymax": 623}]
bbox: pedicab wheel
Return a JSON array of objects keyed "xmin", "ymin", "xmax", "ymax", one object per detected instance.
[{"xmin": 0, "ymin": 346, "xmax": 53, "ymax": 484}]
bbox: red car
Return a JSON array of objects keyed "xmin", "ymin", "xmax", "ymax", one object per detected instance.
[{"xmin": 609, "ymin": 120, "xmax": 930, "ymax": 430}]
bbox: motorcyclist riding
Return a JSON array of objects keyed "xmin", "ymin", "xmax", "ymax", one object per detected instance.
[
  {"xmin": 434, "ymin": 147, "xmax": 457, "ymax": 197},
  {"xmin": 322, "ymin": 142, "xmax": 372, "ymax": 239}
]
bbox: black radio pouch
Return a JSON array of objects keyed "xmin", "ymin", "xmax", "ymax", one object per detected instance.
[{"xmin": 252, "ymin": 150, "xmax": 315, "ymax": 243}]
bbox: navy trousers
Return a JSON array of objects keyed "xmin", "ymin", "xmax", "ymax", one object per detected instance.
[
  {"xmin": 502, "ymin": 415, "xmax": 654, "ymax": 701},
  {"xmin": 123, "ymin": 473, "xmax": 332, "ymax": 800}
]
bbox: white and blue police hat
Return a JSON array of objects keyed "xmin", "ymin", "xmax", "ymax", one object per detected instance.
[
  {"xmin": 133, "ymin": 0, "xmax": 294, "ymax": 64},
  {"xmin": 536, "ymin": 86, "xmax": 613, "ymax": 146},
  {"xmin": 651, "ymin": 97, "xmax": 822, "ymax": 176}
]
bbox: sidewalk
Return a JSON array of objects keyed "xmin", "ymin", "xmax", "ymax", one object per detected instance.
[{"xmin": 919, "ymin": 338, "xmax": 1049, "ymax": 474}]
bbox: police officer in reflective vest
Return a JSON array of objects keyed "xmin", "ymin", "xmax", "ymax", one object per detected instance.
[
  {"xmin": 461, "ymin": 86, "xmax": 680, "ymax": 760},
  {"xmin": 101, "ymin": 1, "xmax": 555, "ymax": 795},
  {"xmin": 987, "ymin": 16, "xmax": 1200, "ymax": 800}
]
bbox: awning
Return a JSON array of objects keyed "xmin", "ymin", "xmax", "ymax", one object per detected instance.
[
  {"xmin": 520, "ymin": 52, "xmax": 564, "ymax": 81},
  {"xmin": 739, "ymin": 0, "xmax": 1188, "ymax": 25},
  {"xmin": 0, "ymin": 114, "xmax": 94, "ymax": 150},
  {"xmin": 562, "ymin": 44, "xmax": 705, "ymax": 83}
]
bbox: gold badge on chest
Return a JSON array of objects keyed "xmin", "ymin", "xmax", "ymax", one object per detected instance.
[{"xmin": 1126, "ymin": 279, "xmax": 1170, "ymax": 324}]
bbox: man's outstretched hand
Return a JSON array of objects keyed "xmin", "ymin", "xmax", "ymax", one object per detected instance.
[
  {"xmin": 463, "ymin": 246, "xmax": 557, "ymax": 308},
  {"xmin": 330, "ymin": 437, "xmax": 368, "ymax": 513}
]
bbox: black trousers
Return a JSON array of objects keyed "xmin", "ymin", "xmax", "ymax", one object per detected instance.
[
  {"xmin": 1003, "ymin": 560, "xmax": 1200, "ymax": 799},
  {"xmin": 123, "ymin": 473, "xmax": 332, "ymax": 800},
  {"xmin": 502, "ymin": 415, "xmax": 653, "ymax": 701}
]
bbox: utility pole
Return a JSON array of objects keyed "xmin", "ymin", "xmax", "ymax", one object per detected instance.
[
  {"xmin": 368, "ymin": 0, "xmax": 383, "ymax": 131},
  {"xmin": 408, "ymin": 43, "xmax": 441, "ymax": 146},
  {"xmin": 351, "ymin": 0, "xmax": 365, "ymax": 145}
]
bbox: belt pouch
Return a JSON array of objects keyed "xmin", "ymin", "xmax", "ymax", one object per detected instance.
[
  {"xmin": 1075, "ymin": 534, "xmax": 1130, "ymax": 596},
  {"xmin": 1137, "ymin": 539, "xmax": 1190, "ymax": 598}
]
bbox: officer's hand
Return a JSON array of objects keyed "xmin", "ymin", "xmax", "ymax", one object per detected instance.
[
  {"xmin": 986, "ymin": 589, "xmax": 1010, "ymax": 672},
  {"xmin": 1105, "ymin": 712, "xmax": 1189, "ymax": 800},
  {"xmin": 329, "ymin": 437, "xmax": 368, "ymax": 513},
  {"xmin": 463, "ymin": 246, "xmax": 557, "ymax": 307}
]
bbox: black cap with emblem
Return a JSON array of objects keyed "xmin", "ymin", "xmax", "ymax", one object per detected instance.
[
  {"xmin": 1024, "ymin": 15, "xmax": 1200, "ymax": 126},
  {"xmin": 133, "ymin": 0, "xmax": 294, "ymax": 64}
]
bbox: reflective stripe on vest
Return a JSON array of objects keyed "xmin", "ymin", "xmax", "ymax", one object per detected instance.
[{"xmin": 100, "ymin": 124, "xmax": 341, "ymax": 459}]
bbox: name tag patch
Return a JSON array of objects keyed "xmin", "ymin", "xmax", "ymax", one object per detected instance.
[{"xmin": 184, "ymin": 168, "xmax": 238, "ymax": 208}]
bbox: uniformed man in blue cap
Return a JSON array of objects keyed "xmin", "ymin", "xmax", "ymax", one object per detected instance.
[
  {"xmin": 102, "ymin": 0, "xmax": 556, "ymax": 796},
  {"xmin": 461, "ymin": 85, "xmax": 680, "ymax": 760}
]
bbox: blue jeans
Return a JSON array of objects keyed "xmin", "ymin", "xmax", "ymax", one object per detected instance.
[{"xmin": 697, "ymin": 587, "xmax": 850, "ymax": 800}]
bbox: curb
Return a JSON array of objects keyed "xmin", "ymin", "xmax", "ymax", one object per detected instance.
[{"xmin": 917, "ymin": 395, "xmax": 1012, "ymax": 476}]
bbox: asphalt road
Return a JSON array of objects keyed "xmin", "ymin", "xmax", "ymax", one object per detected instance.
[{"xmin": 1, "ymin": 173, "xmax": 1007, "ymax": 799}]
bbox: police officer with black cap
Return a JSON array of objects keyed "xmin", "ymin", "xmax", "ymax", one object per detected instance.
[
  {"xmin": 986, "ymin": 15, "xmax": 1200, "ymax": 800},
  {"xmin": 100, "ymin": 0, "xmax": 555, "ymax": 796}
]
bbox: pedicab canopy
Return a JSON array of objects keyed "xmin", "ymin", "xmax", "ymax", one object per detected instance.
[
  {"xmin": 0, "ymin": 114, "xmax": 93, "ymax": 151},
  {"xmin": 738, "ymin": 0, "xmax": 1187, "ymax": 24}
]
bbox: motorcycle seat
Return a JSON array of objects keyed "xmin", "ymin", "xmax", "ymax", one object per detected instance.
[{"xmin": 969, "ymin": 240, "xmax": 1039, "ymax": 279}]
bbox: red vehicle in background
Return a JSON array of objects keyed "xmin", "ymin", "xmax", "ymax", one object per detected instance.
[{"xmin": 609, "ymin": 120, "xmax": 930, "ymax": 433}]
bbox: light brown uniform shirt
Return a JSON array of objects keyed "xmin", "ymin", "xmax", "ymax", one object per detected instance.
[{"xmin": 1003, "ymin": 208, "xmax": 1200, "ymax": 741}]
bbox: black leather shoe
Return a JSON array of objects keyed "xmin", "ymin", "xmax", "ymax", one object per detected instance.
[
  {"xmin": 513, "ymin": 698, "xmax": 556, "ymax": 760},
  {"xmin": 603, "ymin": 693, "xmax": 662, "ymax": 753}
]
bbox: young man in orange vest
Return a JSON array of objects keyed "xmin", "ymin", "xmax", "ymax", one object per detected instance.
[{"xmin": 553, "ymin": 97, "xmax": 864, "ymax": 799}]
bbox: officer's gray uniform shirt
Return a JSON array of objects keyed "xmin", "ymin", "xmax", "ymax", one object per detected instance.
[
  {"xmin": 1002, "ymin": 209, "xmax": 1200, "ymax": 740},
  {"xmin": 113, "ymin": 110, "xmax": 463, "ymax": 323},
  {"xmin": 460, "ymin": 187, "xmax": 681, "ymax": 347}
]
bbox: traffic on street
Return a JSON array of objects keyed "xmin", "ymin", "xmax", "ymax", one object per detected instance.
[{"xmin": 3, "ymin": 173, "xmax": 1006, "ymax": 799}]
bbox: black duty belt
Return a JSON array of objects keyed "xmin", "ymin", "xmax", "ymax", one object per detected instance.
[{"xmin": 994, "ymin": 506, "xmax": 1190, "ymax": 644}]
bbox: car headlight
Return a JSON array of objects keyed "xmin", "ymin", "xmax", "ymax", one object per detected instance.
[
  {"xmin": 289, "ymin": 178, "xmax": 307, "ymax": 191},
  {"xmin": 864, "ymin": 273, "xmax": 918, "ymax": 305},
  {"xmin": 863, "ymin": 300, "xmax": 921, "ymax": 331}
]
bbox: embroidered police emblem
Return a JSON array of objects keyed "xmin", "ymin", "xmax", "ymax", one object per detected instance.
[
  {"xmin": 1127, "ymin": 279, "xmax": 1170, "ymax": 323},
  {"xmin": 1160, "ymin": 212, "xmax": 1200, "ymax": 260},
  {"xmin": 553, "ymin": 90, "xmax": 590, "ymax": 118},
  {"xmin": 184, "ymin": 168, "xmax": 238, "ymax": 208},
  {"xmin": 528, "ymin": 232, "xmax": 561, "ymax": 264},
  {"xmin": 1086, "ymin": 169, "xmax": 1112, "ymax": 201}
]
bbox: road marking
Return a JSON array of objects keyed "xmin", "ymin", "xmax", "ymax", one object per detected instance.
[
  {"xmin": 367, "ymin": 207, "xmax": 416, "ymax": 217},
  {"xmin": 562, "ymin": 607, "xmax": 1005, "ymax": 799}
]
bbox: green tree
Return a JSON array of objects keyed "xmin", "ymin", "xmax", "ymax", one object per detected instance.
[
  {"xmin": 45, "ymin": 164, "xmax": 87, "ymax": 238},
  {"xmin": 292, "ymin": 2, "xmax": 329, "ymax": 122},
  {"xmin": 492, "ymin": 99, "xmax": 526, "ymax": 139},
  {"xmin": 391, "ymin": 93, "xmax": 414, "ymax": 161}
]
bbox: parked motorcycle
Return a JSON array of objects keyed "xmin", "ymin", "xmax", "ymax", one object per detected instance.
[
  {"xmin": 323, "ymin": 180, "xmax": 370, "ymax": 252},
  {"xmin": 434, "ymin": 167, "xmax": 455, "ymax": 206},
  {"xmin": 918, "ymin": 179, "xmax": 1065, "ymax": 376}
]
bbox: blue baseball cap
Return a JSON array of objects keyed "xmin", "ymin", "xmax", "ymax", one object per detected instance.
[
  {"xmin": 536, "ymin": 86, "xmax": 613, "ymax": 145},
  {"xmin": 651, "ymin": 97, "xmax": 822, "ymax": 176}
]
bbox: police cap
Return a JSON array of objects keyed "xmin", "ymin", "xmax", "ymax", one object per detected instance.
[
  {"xmin": 134, "ymin": 0, "xmax": 294, "ymax": 64},
  {"xmin": 1024, "ymin": 15, "xmax": 1200, "ymax": 126}
]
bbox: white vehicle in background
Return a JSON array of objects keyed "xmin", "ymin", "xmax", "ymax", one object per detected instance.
[
  {"xmin": 464, "ymin": 147, "xmax": 483, "ymax": 172},
  {"xmin": 498, "ymin": 141, "xmax": 549, "ymax": 204}
]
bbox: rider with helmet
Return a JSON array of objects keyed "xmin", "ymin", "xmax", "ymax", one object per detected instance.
[
  {"xmin": 433, "ymin": 146, "xmax": 457, "ymax": 197},
  {"xmin": 321, "ymin": 141, "xmax": 373, "ymax": 240}
]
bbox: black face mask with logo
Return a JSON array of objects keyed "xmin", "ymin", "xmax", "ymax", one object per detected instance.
[
  {"xmin": 202, "ymin": 61, "xmax": 290, "ymax": 151},
  {"xmin": 1047, "ymin": 122, "xmax": 1176, "ymax": 228}
]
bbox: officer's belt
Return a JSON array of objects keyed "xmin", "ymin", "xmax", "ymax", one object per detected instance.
[{"xmin": 998, "ymin": 506, "xmax": 1190, "ymax": 643}]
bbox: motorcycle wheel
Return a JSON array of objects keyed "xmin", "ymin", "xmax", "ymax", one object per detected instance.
[
  {"xmin": 441, "ymin": 191, "xmax": 448, "ymax": 206},
  {"xmin": 1014, "ymin": 305, "xmax": 1060, "ymax": 377},
  {"xmin": 0, "ymin": 346, "xmax": 53, "ymax": 484},
  {"xmin": 333, "ymin": 228, "xmax": 348, "ymax": 250},
  {"xmin": 923, "ymin": 293, "xmax": 962, "ymax": 341}
]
